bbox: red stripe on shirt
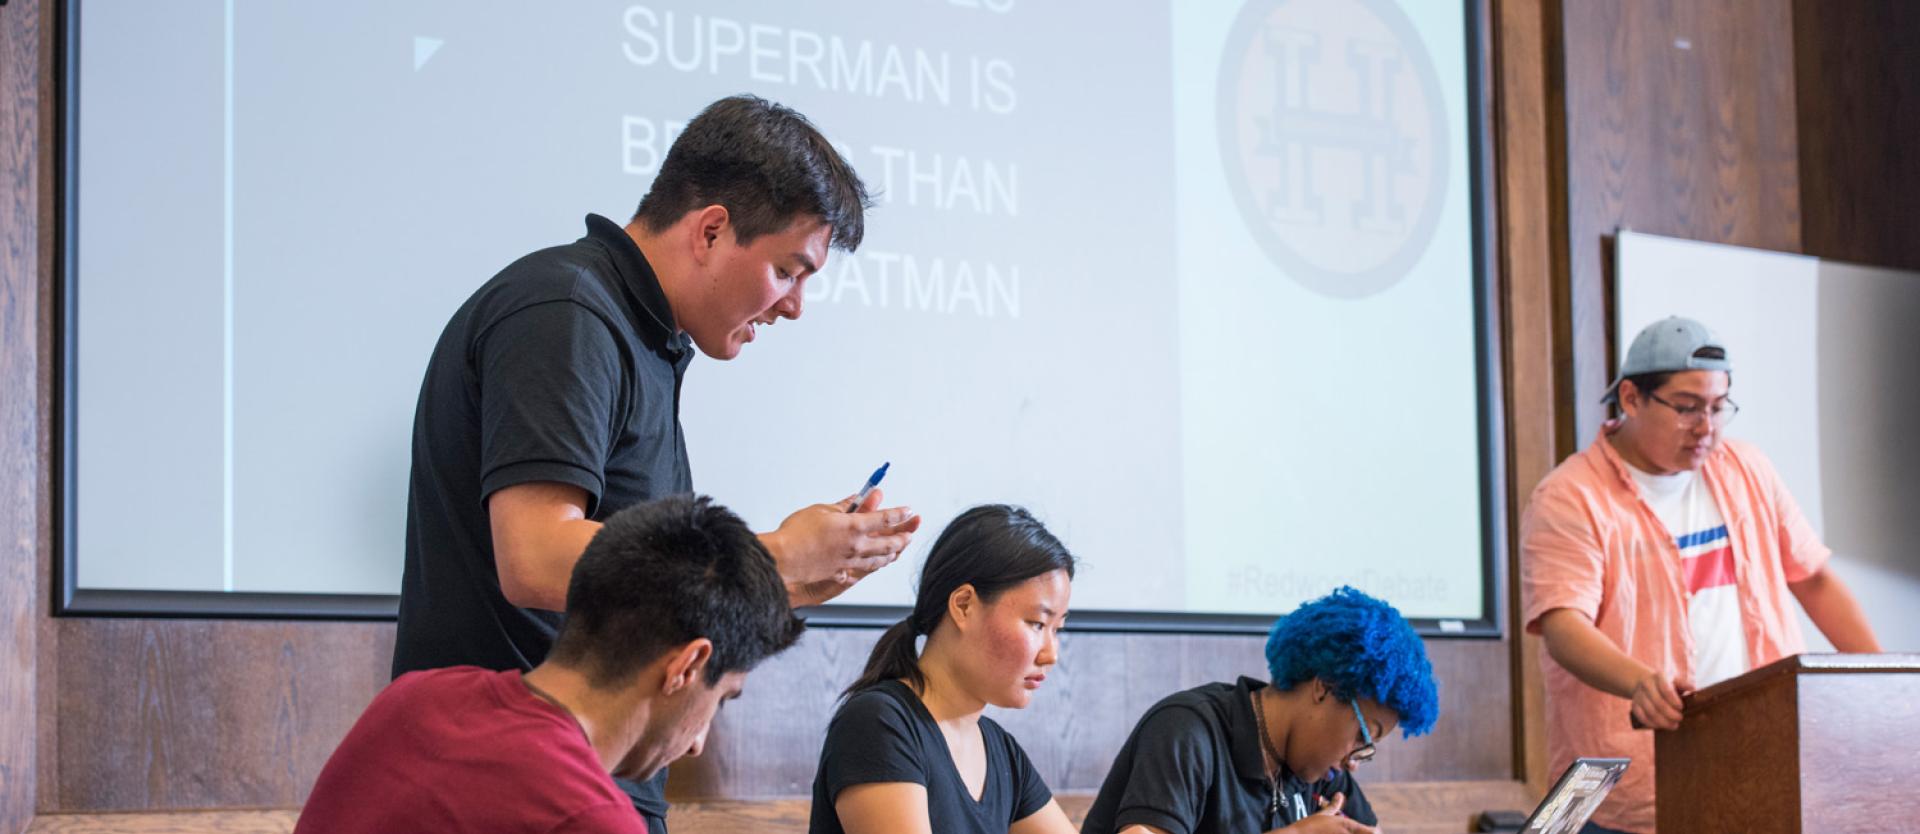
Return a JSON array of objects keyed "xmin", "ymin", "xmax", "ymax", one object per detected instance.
[{"xmin": 1684, "ymin": 546, "xmax": 1736, "ymax": 593}]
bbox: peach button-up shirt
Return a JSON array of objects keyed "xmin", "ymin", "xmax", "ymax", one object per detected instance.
[{"xmin": 1520, "ymin": 426, "xmax": 1829, "ymax": 833}]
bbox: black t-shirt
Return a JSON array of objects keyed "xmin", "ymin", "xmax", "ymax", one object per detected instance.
[
  {"xmin": 811, "ymin": 680, "xmax": 1055, "ymax": 834},
  {"xmin": 1080, "ymin": 677, "xmax": 1376, "ymax": 834},
  {"xmin": 392, "ymin": 213, "xmax": 694, "ymax": 824}
]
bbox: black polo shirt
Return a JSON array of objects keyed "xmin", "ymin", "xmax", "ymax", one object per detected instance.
[
  {"xmin": 393, "ymin": 213, "xmax": 694, "ymax": 824},
  {"xmin": 1080, "ymin": 677, "xmax": 1376, "ymax": 834}
]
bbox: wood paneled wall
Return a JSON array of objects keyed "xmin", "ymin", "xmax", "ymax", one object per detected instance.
[
  {"xmin": 1792, "ymin": 0, "xmax": 1920, "ymax": 272},
  {"xmin": 38, "ymin": 624, "xmax": 1509, "ymax": 811},
  {"xmin": 3, "ymin": 0, "xmax": 49, "ymax": 830},
  {"xmin": 1489, "ymin": 0, "xmax": 1568, "ymax": 793},
  {"xmin": 42, "ymin": 622, "xmax": 393, "ymax": 812},
  {"xmin": 1559, "ymin": 0, "xmax": 1805, "ymax": 440},
  {"xmin": 680, "ymin": 632, "xmax": 1510, "ymax": 799}
]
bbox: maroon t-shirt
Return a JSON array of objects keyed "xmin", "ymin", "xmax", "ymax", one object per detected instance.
[{"xmin": 295, "ymin": 666, "xmax": 647, "ymax": 834}]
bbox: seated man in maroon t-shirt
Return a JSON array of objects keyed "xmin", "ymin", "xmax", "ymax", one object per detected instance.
[{"xmin": 296, "ymin": 494, "xmax": 805, "ymax": 833}]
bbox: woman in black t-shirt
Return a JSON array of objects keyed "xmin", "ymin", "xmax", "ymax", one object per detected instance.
[{"xmin": 810, "ymin": 505, "xmax": 1079, "ymax": 834}]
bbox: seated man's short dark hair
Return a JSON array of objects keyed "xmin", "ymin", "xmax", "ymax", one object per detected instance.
[
  {"xmin": 634, "ymin": 94, "xmax": 871, "ymax": 253},
  {"xmin": 548, "ymin": 494, "xmax": 804, "ymax": 687}
]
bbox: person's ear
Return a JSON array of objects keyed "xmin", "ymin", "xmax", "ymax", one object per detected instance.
[
  {"xmin": 1618, "ymin": 380, "xmax": 1643, "ymax": 418},
  {"xmin": 660, "ymin": 638, "xmax": 715, "ymax": 696},
  {"xmin": 947, "ymin": 584, "xmax": 980, "ymax": 631},
  {"xmin": 689, "ymin": 205, "xmax": 731, "ymax": 264}
]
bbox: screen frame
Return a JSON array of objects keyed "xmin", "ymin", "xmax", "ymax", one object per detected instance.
[{"xmin": 55, "ymin": 0, "xmax": 1508, "ymax": 638}]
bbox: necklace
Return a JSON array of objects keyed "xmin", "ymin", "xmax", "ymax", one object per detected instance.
[
  {"xmin": 523, "ymin": 675, "xmax": 590, "ymax": 744},
  {"xmin": 1250, "ymin": 688, "xmax": 1288, "ymax": 822},
  {"xmin": 1250, "ymin": 688, "xmax": 1287, "ymax": 776}
]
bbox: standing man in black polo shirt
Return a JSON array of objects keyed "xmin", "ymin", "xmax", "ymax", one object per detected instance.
[
  {"xmin": 1080, "ymin": 588, "xmax": 1440, "ymax": 834},
  {"xmin": 394, "ymin": 95, "xmax": 921, "ymax": 833}
]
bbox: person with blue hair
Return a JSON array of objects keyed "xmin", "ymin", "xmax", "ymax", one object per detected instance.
[{"xmin": 1079, "ymin": 587, "xmax": 1440, "ymax": 834}]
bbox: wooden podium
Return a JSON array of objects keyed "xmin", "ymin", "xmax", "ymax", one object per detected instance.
[{"xmin": 1655, "ymin": 653, "xmax": 1920, "ymax": 833}]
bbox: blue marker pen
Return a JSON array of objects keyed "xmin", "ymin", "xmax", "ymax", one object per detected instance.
[{"xmin": 848, "ymin": 462, "xmax": 890, "ymax": 513}]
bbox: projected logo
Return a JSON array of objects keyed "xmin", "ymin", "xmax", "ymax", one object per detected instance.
[{"xmin": 1217, "ymin": 0, "xmax": 1449, "ymax": 298}]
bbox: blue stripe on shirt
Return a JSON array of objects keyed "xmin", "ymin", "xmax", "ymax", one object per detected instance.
[{"xmin": 1674, "ymin": 524, "xmax": 1729, "ymax": 550}]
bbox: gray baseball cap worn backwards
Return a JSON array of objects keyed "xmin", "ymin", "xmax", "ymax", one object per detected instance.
[{"xmin": 1603, "ymin": 316, "xmax": 1733, "ymax": 403}]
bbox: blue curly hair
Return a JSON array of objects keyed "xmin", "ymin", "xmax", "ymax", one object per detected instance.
[{"xmin": 1265, "ymin": 586, "xmax": 1439, "ymax": 738}]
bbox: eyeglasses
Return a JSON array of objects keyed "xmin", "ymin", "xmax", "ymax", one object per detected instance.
[
  {"xmin": 1345, "ymin": 699, "xmax": 1376, "ymax": 767},
  {"xmin": 1645, "ymin": 391, "xmax": 1740, "ymax": 428}
]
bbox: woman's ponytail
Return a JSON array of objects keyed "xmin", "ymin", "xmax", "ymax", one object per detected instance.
[{"xmin": 844, "ymin": 616, "xmax": 928, "ymax": 697}]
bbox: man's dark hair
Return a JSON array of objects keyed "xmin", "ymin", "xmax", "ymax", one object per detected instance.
[
  {"xmin": 1620, "ymin": 371, "xmax": 1678, "ymax": 401},
  {"xmin": 1616, "ymin": 346, "xmax": 1731, "ymax": 408},
  {"xmin": 633, "ymin": 95, "xmax": 870, "ymax": 252},
  {"xmin": 547, "ymin": 494, "xmax": 804, "ymax": 688}
]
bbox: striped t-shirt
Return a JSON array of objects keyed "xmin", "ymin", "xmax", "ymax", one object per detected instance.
[{"xmin": 1626, "ymin": 464, "xmax": 1749, "ymax": 688}]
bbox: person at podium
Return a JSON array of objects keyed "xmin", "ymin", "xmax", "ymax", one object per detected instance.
[{"xmin": 1520, "ymin": 316, "xmax": 1883, "ymax": 834}]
